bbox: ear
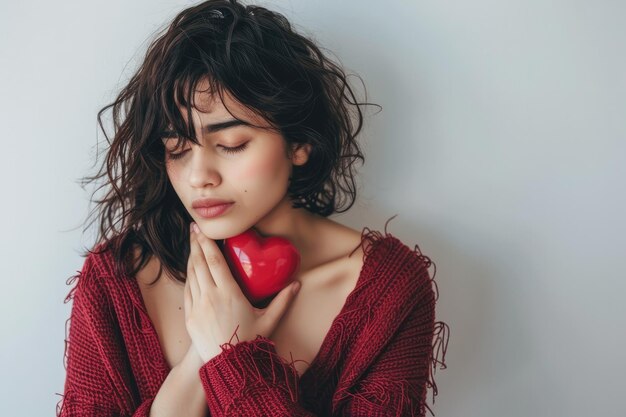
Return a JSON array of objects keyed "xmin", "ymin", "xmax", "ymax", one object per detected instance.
[{"xmin": 290, "ymin": 143, "xmax": 312, "ymax": 166}]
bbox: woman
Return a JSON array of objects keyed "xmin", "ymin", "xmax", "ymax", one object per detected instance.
[{"xmin": 57, "ymin": 1, "xmax": 449, "ymax": 416}]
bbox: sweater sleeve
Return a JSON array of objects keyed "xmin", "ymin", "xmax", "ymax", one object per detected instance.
[
  {"xmin": 339, "ymin": 299, "xmax": 439, "ymax": 417},
  {"xmin": 197, "ymin": 336, "xmax": 315, "ymax": 417},
  {"xmin": 57, "ymin": 256, "xmax": 155, "ymax": 417},
  {"xmin": 197, "ymin": 292, "xmax": 441, "ymax": 417}
]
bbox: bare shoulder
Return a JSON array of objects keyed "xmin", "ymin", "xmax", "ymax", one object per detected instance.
[
  {"xmin": 313, "ymin": 218, "xmax": 362, "ymax": 254},
  {"xmin": 306, "ymin": 218, "xmax": 370, "ymax": 290}
]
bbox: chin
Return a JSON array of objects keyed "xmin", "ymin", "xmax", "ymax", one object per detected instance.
[{"xmin": 194, "ymin": 221, "xmax": 251, "ymax": 241}]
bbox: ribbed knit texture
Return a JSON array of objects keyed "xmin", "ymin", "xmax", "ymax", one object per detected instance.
[{"xmin": 56, "ymin": 220, "xmax": 449, "ymax": 416}]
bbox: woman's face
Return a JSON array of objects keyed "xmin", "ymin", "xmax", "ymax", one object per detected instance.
[{"xmin": 163, "ymin": 83, "xmax": 310, "ymax": 240}]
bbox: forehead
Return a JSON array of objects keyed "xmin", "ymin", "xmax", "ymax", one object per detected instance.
[
  {"xmin": 166, "ymin": 79, "xmax": 267, "ymax": 131},
  {"xmin": 161, "ymin": 84, "xmax": 275, "ymax": 143}
]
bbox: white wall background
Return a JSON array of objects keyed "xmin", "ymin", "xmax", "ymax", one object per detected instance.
[{"xmin": 0, "ymin": 0, "xmax": 624, "ymax": 415}]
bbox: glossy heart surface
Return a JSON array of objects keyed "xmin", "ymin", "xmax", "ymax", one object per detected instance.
[{"xmin": 219, "ymin": 228, "xmax": 301, "ymax": 308}]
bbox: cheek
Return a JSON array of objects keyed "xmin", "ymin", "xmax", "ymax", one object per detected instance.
[
  {"xmin": 233, "ymin": 153, "xmax": 288, "ymax": 182},
  {"xmin": 234, "ymin": 162, "xmax": 266, "ymax": 180},
  {"xmin": 166, "ymin": 162, "xmax": 181, "ymax": 183}
]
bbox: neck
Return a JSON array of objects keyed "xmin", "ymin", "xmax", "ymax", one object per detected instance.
[{"xmin": 251, "ymin": 196, "xmax": 323, "ymax": 260}]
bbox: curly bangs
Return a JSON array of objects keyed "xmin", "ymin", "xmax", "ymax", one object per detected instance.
[{"xmin": 79, "ymin": 0, "xmax": 380, "ymax": 286}]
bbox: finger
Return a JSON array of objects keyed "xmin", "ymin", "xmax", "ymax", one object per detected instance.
[
  {"xmin": 184, "ymin": 273, "xmax": 192, "ymax": 322},
  {"xmin": 190, "ymin": 229, "xmax": 216, "ymax": 292},
  {"xmin": 187, "ymin": 241, "xmax": 201, "ymax": 299},
  {"xmin": 259, "ymin": 281, "xmax": 300, "ymax": 333},
  {"xmin": 194, "ymin": 230, "xmax": 239, "ymax": 293}
]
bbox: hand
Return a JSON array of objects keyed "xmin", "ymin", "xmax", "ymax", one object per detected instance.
[
  {"xmin": 182, "ymin": 341, "xmax": 207, "ymax": 372},
  {"xmin": 184, "ymin": 222, "xmax": 301, "ymax": 363}
]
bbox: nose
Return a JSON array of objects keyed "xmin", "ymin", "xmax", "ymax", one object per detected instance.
[{"xmin": 187, "ymin": 147, "xmax": 222, "ymax": 188}]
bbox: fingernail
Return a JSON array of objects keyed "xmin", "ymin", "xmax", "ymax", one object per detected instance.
[
  {"xmin": 292, "ymin": 281, "xmax": 301, "ymax": 294},
  {"xmin": 190, "ymin": 222, "xmax": 197, "ymax": 234}
]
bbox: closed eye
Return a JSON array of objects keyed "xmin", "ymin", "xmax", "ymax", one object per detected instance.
[
  {"xmin": 220, "ymin": 142, "xmax": 249, "ymax": 155},
  {"xmin": 166, "ymin": 142, "xmax": 249, "ymax": 160}
]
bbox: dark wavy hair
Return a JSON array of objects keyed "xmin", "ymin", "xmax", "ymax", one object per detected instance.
[{"xmin": 77, "ymin": 0, "xmax": 380, "ymax": 286}]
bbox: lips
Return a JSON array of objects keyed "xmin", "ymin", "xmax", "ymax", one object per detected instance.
[
  {"xmin": 194, "ymin": 203, "xmax": 234, "ymax": 219},
  {"xmin": 192, "ymin": 197, "xmax": 234, "ymax": 208}
]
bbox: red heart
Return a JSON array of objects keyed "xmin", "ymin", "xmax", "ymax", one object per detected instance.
[{"xmin": 219, "ymin": 228, "xmax": 301, "ymax": 308}]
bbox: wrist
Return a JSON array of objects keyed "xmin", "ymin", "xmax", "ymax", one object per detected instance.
[
  {"xmin": 178, "ymin": 343, "xmax": 209, "ymax": 374},
  {"xmin": 199, "ymin": 345, "xmax": 223, "ymax": 363},
  {"xmin": 185, "ymin": 343, "xmax": 222, "ymax": 369}
]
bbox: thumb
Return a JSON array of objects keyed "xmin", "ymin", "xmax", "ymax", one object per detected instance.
[{"xmin": 259, "ymin": 281, "xmax": 301, "ymax": 333}]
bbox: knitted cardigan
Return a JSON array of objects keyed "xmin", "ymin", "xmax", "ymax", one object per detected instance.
[{"xmin": 56, "ymin": 224, "xmax": 449, "ymax": 417}]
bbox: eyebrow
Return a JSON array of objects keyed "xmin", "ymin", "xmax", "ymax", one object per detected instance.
[{"xmin": 161, "ymin": 118, "xmax": 252, "ymax": 141}]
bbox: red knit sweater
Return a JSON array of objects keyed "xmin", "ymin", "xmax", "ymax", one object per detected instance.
[{"xmin": 56, "ymin": 225, "xmax": 449, "ymax": 417}]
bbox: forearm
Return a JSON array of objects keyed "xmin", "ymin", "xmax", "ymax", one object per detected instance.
[{"xmin": 149, "ymin": 345, "xmax": 209, "ymax": 417}]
